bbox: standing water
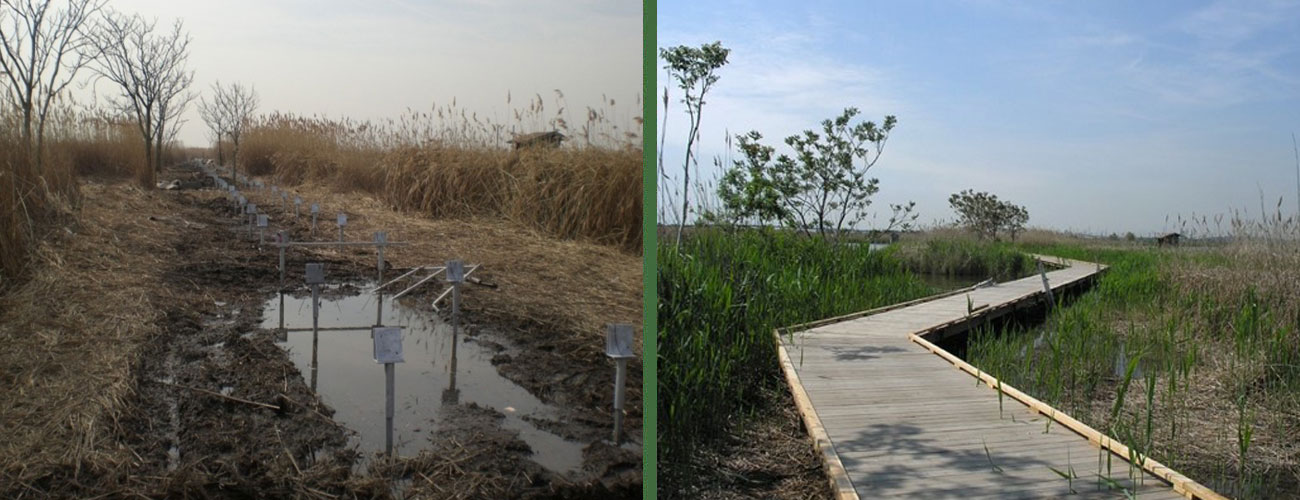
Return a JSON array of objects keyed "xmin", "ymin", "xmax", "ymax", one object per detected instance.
[{"xmin": 261, "ymin": 287, "xmax": 585, "ymax": 473}]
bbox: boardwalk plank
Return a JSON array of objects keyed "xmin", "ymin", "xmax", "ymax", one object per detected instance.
[{"xmin": 778, "ymin": 256, "xmax": 1222, "ymax": 499}]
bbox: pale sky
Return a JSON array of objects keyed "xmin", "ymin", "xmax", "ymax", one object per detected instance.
[
  {"xmin": 84, "ymin": 0, "xmax": 642, "ymax": 147},
  {"xmin": 658, "ymin": 0, "xmax": 1300, "ymax": 236}
]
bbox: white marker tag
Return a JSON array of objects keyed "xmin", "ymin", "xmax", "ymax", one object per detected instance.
[
  {"xmin": 295, "ymin": 197, "xmax": 302, "ymax": 206},
  {"xmin": 247, "ymin": 203, "xmax": 257, "ymax": 214},
  {"xmin": 375, "ymin": 231, "xmax": 387, "ymax": 244},
  {"xmin": 310, "ymin": 203, "xmax": 319, "ymax": 214},
  {"xmin": 373, "ymin": 327, "xmax": 404, "ymax": 363},
  {"xmin": 337, "ymin": 213, "xmax": 347, "ymax": 226},
  {"xmin": 605, "ymin": 324, "xmax": 636, "ymax": 358},
  {"xmin": 257, "ymin": 214, "xmax": 268, "ymax": 227},
  {"xmin": 445, "ymin": 260, "xmax": 464, "ymax": 283},
  {"xmin": 305, "ymin": 263, "xmax": 325, "ymax": 284}
]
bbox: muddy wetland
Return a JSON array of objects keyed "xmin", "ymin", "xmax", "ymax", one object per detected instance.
[{"xmin": 260, "ymin": 287, "xmax": 588, "ymax": 473}]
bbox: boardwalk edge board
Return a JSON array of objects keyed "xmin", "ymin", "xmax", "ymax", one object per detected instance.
[
  {"xmin": 776, "ymin": 331, "xmax": 860, "ymax": 500},
  {"xmin": 777, "ymin": 254, "xmax": 1226, "ymax": 500},
  {"xmin": 908, "ymin": 329, "xmax": 1224, "ymax": 500}
]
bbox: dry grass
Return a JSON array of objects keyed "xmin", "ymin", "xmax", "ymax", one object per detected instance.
[
  {"xmin": 1163, "ymin": 242, "xmax": 1300, "ymax": 484},
  {"xmin": 0, "ymin": 115, "xmax": 79, "ymax": 290},
  {"xmin": 1, "ymin": 106, "xmax": 197, "ymax": 290},
  {"xmin": 903, "ymin": 225, "xmax": 1116, "ymax": 248},
  {"xmin": 380, "ymin": 145, "xmax": 642, "ymax": 250},
  {"xmin": 236, "ymin": 95, "xmax": 642, "ymax": 252},
  {"xmin": 245, "ymin": 179, "xmax": 642, "ymax": 357},
  {"xmin": 54, "ymin": 119, "xmax": 147, "ymax": 178},
  {"xmin": 662, "ymin": 385, "xmax": 832, "ymax": 500},
  {"xmin": 0, "ymin": 181, "xmax": 182, "ymax": 489},
  {"xmin": 979, "ymin": 227, "xmax": 1300, "ymax": 496}
]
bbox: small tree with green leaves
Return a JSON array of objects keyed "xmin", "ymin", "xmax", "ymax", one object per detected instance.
[
  {"xmin": 949, "ymin": 189, "xmax": 1029, "ymax": 241},
  {"xmin": 660, "ymin": 41, "xmax": 729, "ymax": 249},
  {"xmin": 713, "ymin": 131, "xmax": 785, "ymax": 226},
  {"xmin": 718, "ymin": 108, "xmax": 913, "ymax": 240}
]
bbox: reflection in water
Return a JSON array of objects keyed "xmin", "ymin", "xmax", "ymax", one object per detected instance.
[
  {"xmin": 263, "ymin": 287, "xmax": 583, "ymax": 472},
  {"xmin": 442, "ymin": 327, "xmax": 459, "ymax": 405},
  {"xmin": 444, "ymin": 283, "xmax": 461, "ymax": 405}
]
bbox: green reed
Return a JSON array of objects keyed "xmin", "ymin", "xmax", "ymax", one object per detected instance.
[{"xmin": 657, "ymin": 229, "xmax": 1031, "ymax": 459}]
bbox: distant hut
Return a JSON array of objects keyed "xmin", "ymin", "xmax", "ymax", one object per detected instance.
[
  {"xmin": 508, "ymin": 131, "xmax": 566, "ymax": 150},
  {"xmin": 1156, "ymin": 232, "xmax": 1181, "ymax": 247}
]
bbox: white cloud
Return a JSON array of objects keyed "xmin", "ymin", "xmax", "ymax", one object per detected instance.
[{"xmin": 1176, "ymin": 0, "xmax": 1300, "ymax": 45}]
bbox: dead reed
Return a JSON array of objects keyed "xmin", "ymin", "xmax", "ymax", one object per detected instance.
[
  {"xmin": 969, "ymin": 216, "xmax": 1300, "ymax": 497},
  {"xmin": 237, "ymin": 96, "xmax": 642, "ymax": 251},
  {"xmin": 0, "ymin": 182, "xmax": 176, "ymax": 492}
]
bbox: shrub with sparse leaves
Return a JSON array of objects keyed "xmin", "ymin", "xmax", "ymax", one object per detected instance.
[{"xmin": 949, "ymin": 189, "xmax": 1029, "ymax": 241}]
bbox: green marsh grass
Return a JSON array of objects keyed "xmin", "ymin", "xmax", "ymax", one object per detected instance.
[
  {"xmin": 967, "ymin": 240, "xmax": 1300, "ymax": 498},
  {"xmin": 658, "ymin": 229, "xmax": 1035, "ymax": 459},
  {"xmin": 896, "ymin": 239, "xmax": 1035, "ymax": 281}
]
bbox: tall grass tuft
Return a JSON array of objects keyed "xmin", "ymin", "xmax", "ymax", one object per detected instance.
[
  {"xmin": 968, "ymin": 237, "xmax": 1300, "ymax": 498},
  {"xmin": 658, "ymin": 230, "xmax": 1034, "ymax": 458},
  {"xmin": 237, "ymin": 94, "xmax": 643, "ymax": 251},
  {"xmin": 895, "ymin": 239, "xmax": 1035, "ymax": 280},
  {"xmin": 1, "ymin": 106, "xmax": 146, "ymax": 289}
]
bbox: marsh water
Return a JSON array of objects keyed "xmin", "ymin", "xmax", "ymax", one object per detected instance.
[{"xmin": 260, "ymin": 286, "xmax": 584, "ymax": 473}]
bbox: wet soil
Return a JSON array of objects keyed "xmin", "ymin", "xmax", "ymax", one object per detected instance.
[
  {"xmin": 261, "ymin": 290, "xmax": 592, "ymax": 473},
  {"xmin": 20, "ymin": 163, "xmax": 639, "ymax": 497}
]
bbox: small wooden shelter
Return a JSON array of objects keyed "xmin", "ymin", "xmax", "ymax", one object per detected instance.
[{"xmin": 508, "ymin": 131, "xmax": 566, "ymax": 150}]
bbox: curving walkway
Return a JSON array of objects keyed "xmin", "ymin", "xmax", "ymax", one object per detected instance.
[{"xmin": 778, "ymin": 255, "xmax": 1224, "ymax": 500}]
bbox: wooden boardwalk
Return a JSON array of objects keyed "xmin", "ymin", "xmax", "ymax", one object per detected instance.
[{"xmin": 780, "ymin": 256, "xmax": 1223, "ymax": 500}]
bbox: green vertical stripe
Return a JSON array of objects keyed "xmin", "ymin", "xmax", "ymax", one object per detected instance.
[{"xmin": 641, "ymin": 0, "xmax": 658, "ymax": 498}]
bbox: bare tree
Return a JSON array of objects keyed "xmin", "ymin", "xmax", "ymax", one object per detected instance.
[
  {"xmin": 200, "ymin": 116, "xmax": 224, "ymax": 165},
  {"xmin": 198, "ymin": 80, "xmax": 257, "ymax": 180},
  {"xmin": 89, "ymin": 11, "xmax": 193, "ymax": 187},
  {"xmin": 197, "ymin": 86, "xmax": 230, "ymax": 167},
  {"xmin": 0, "ymin": 0, "xmax": 105, "ymax": 170}
]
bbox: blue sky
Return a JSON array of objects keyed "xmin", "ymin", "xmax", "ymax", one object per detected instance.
[{"xmin": 657, "ymin": 0, "xmax": 1300, "ymax": 236}]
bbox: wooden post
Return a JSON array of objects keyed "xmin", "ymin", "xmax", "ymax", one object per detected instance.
[
  {"xmin": 1037, "ymin": 260, "xmax": 1055, "ymax": 309},
  {"xmin": 278, "ymin": 291, "xmax": 285, "ymax": 331},
  {"xmin": 306, "ymin": 264, "xmax": 324, "ymax": 393}
]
